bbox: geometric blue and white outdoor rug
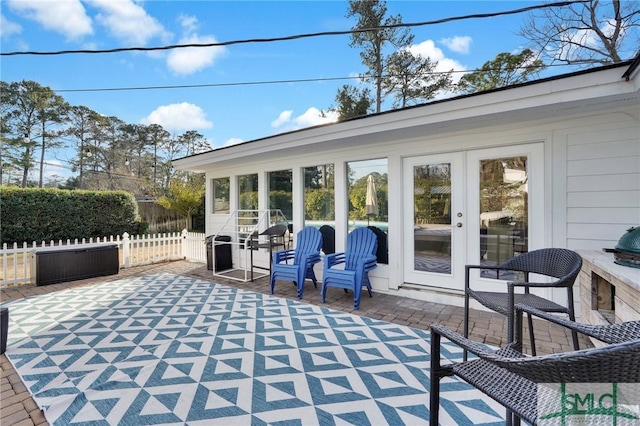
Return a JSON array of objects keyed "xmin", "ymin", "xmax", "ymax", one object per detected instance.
[{"xmin": 4, "ymin": 274, "xmax": 505, "ymax": 425}]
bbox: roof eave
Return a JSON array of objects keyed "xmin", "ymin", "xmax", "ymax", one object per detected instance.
[{"xmin": 174, "ymin": 61, "xmax": 639, "ymax": 173}]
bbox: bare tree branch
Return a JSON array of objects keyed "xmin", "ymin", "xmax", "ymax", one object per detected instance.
[{"xmin": 519, "ymin": 0, "xmax": 639, "ymax": 66}]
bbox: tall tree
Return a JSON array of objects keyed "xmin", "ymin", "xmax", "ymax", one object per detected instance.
[
  {"xmin": 127, "ymin": 124, "xmax": 153, "ymax": 180},
  {"xmin": 384, "ymin": 49, "xmax": 453, "ymax": 108},
  {"xmin": 157, "ymin": 130, "xmax": 211, "ymax": 193},
  {"xmin": 83, "ymin": 112, "xmax": 109, "ymax": 174},
  {"xmin": 329, "ymin": 85, "xmax": 374, "ymax": 121},
  {"xmin": 33, "ymin": 87, "xmax": 70, "ymax": 187},
  {"xmin": 103, "ymin": 116, "xmax": 126, "ymax": 190},
  {"xmin": 519, "ymin": 0, "xmax": 640, "ymax": 65},
  {"xmin": 347, "ymin": 0, "xmax": 413, "ymax": 112},
  {"xmin": 117, "ymin": 123, "xmax": 142, "ymax": 181},
  {"xmin": 145, "ymin": 124, "xmax": 171, "ymax": 189},
  {"xmin": 176, "ymin": 130, "xmax": 211, "ymax": 157},
  {"xmin": 457, "ymin": 49, "xmax": 546, "ymax": 94},
  {"xmin": 82, "ymin": 115, "xmax": 122, "ymax": 190},
  {"xmin": 1, "ymin": 79, "xmax": 211, "ymax": 192},
  {"xmin": 66, "ymin": 105, "xmax": 100, "ymax": 188},
  {"xmin": 0, "ymin": 81, "xmax": 43, "ymax": 187},
  {"xmin": 0, "ymin": 83, "xmax": 22, "ymax": 186}
]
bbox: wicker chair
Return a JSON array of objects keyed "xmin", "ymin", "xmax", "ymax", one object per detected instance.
[
  {"xmin": 464, "ymin": 248, "xmax": 582, "ymax": 357},
  {"xmin": 430, "ymin": 304, "xmax": 640, "ymax": 426}
]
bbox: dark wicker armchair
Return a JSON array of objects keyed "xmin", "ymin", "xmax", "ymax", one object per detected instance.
[
  {"xmin": 464, "ymin": 248, "xmax": 582, "ymax": 357},
  {"xmin": 430, "ymin": 304, "xmax": 640, "ymax": 426}
]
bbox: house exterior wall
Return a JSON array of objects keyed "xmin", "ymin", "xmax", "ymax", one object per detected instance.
[
  {"xmin": 546, "ymin": 109, "xmax": 640, "ymax": 312},
  {"xmin": 564, "ymin": 116, "xmax": 639, "ymax": 251},
  {"xmin": 199, "ymin": 103, "xmax": 639, "ymax": 310},
  {"xmin": 173, "ymin": 63, "xmax": 639, "ymax": 311}
]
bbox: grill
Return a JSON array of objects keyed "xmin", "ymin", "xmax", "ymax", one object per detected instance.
[
  {"xmin": 614, "ymin": 250, "xmax": 640, "ymax": 268},
  {"xmin": 605, "ymin": 226, "xmax": 640, "ymax": 269}
]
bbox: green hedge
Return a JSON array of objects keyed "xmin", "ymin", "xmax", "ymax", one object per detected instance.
[
  {"xmin": 0, "ymin": 187, "xmax": 142, "ymax": 245},
  {"xmin": 304, "ymin": 188, "xmax": 335, "ymax": 221}
]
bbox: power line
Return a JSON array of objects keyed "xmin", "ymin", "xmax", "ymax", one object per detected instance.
[
  {"xmin": 54, "ymin": 76, "xmax": 354, "ymax": 93},
  {"xmin": 36, "ymin": 63, "xmax": 575, "ymax": 95},
  {"xmin": 19, "ymin": 159, "xmax": 157, "ymax": 181},
  {"xmin": 1, "ymin": 0, "xmax": 589, "ymax": 57}
]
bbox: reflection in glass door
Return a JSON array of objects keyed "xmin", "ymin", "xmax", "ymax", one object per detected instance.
[
  {"xmin": 479, "ymin": 156, "xmax": 529, "ymax": 279},
  {"xmin": 403, "ymin": 153, "xmax": 464, "ymax": 290},
  {"xmin": 466, "ymin": 143, "xmax": 543, "ymax": 290},
  {"xmin": 403, "ymin": 145, "xmax": 542, "ymax": 291},
  {"xmin": 413, "ymin": 162, "xmax": 453, "ymax": 273}
]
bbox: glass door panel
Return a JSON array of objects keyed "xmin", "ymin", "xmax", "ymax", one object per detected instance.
[
  {"xmin": 413, "ymin": 162, "xmax": 453, "ymax": 274},
  {"xmin": 403, "ymin": 145, "xmax": 542, "ymax": 292},
  {"xmin": 403, "ymin": 153, "xmax": 464, "ymax": 290},
  {"xmin": 479, "ymin": 156, "xmax": 529, "ymax": 279},
  {"xmin": 466, "ymin": 143, "xmax": 544, "ymax": 291}
]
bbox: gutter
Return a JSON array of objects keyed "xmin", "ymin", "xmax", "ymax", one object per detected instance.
[{"xmin": 622, "ymin": 51, "xmax": 640, "ymax": 81}]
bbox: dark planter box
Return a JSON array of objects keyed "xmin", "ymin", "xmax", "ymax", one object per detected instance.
[
  {"xmin": 0, "ymin": 308, "xmax": 7, "ymax": 354},
  {"xmin": 30, "ymin": 243, "xmax": 119, "ymax": 286}
]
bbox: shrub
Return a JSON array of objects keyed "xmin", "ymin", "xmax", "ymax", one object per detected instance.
[{"xmin": 0, "ymin": 187, "xmax": 142, "ymax": 245}]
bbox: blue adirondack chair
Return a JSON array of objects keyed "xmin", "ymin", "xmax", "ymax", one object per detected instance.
[
  {"xmin": 321, "ymin": 227, "xmax": 378, "ymax": 310},
  {"xmin": 270, "ymin": 226, "xmax": 322, "ymax": 299}
]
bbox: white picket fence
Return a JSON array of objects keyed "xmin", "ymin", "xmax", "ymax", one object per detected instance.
[{"xmin": 0, "ymin": 230, "xmax": 207, "ymax": 288}]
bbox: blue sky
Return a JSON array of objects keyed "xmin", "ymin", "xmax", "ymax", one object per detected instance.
[{"xmin": 2, "ymin": 0, "xmax": 577, "ymax": 179}]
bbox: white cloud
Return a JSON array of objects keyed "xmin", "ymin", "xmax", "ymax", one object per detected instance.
[
  {"xmin": 90, "ymin": 0, "xmax": 168, "ymax": 45},
  {"xmin": 548, "ymin": 16, "xmax": 630, "ymax": 62},
  {"xmin": 82, "ymin": 41, "xmax": 99, "ymax": 50},
  {"xmin": 271, "ymin": 110, "xmax": 293, "ymax": 128},
  {"xmin": 165, "ymin": 15, "xmax": 226, "ymax": 75},
  {"xmin": 271, "ymin": 107, "xmax": 338, "ymax": 132},
  {"xmin": 223, "ymin": 138, "xmax": 244, "ymax": 147},
  {"xmin": 322, "ymin": 110, "xmax": 340, "ymax": 122},
  {"xmin": 554, "ymin": 22, "xmax": 620, "ymax": 62},
  {"xmin": 409, "ymin": 39, "xmax": 447, "ymax": 62},
  {"xmin": 295, "ymin": 107, "xmax": 337, "ymax": 128},
  {"xmin": 1, "ymin": 13, "xmax": 22, "ymax": 38},
  {"xmin": 8, "ymin": 0, "xmax": 92, "ymax": 40},
  {"xmin": 141, "ymin": 103, "xmax": 213, "ymax": 132},
  {"xmin": 166, "ymin": 34, "xmax": 226, "ymax": 75},
  {"xmin": 178, "ymin": 14, "xmax": 198, "ymax": 34},
  {"xmin": 440, "ymin": 36, "xmax": 472, "ymax": 54},
  {"xmin": 409, "ymin": 39, "xmax": 466, "ymax": 84}
]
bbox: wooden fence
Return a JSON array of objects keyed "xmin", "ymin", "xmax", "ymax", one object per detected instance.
[{"xmin": 0, "ymin": 230, "xmax": 207, "ymax": 288}]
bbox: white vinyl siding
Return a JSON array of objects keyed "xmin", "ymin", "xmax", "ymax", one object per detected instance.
[
  {"xmin": 565, "ymin": 122, "xmax": 640, "ymax": 251},
  {"xmin": 171, "ymin": 64, "xmax": 639, "ymax": 305}
]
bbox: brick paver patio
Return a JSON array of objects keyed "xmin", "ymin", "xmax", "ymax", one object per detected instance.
[{"xmin": 0, "ymin": 260, "xmax": 590, "ymax": 425}]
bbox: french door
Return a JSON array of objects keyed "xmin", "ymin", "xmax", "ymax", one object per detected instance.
[{"xmin": 403, "ymin": 144, "xmax": 544, "ymax": 291}]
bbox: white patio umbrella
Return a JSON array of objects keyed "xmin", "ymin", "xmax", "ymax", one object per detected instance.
[{"xmin": 365, "ymin": 174, "xmax": 379, "ymax": 225}]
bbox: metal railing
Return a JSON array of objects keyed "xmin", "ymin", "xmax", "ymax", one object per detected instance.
[{"xmin": 211, "ymin": 209, "xmax": 289, "ymax": 282}]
